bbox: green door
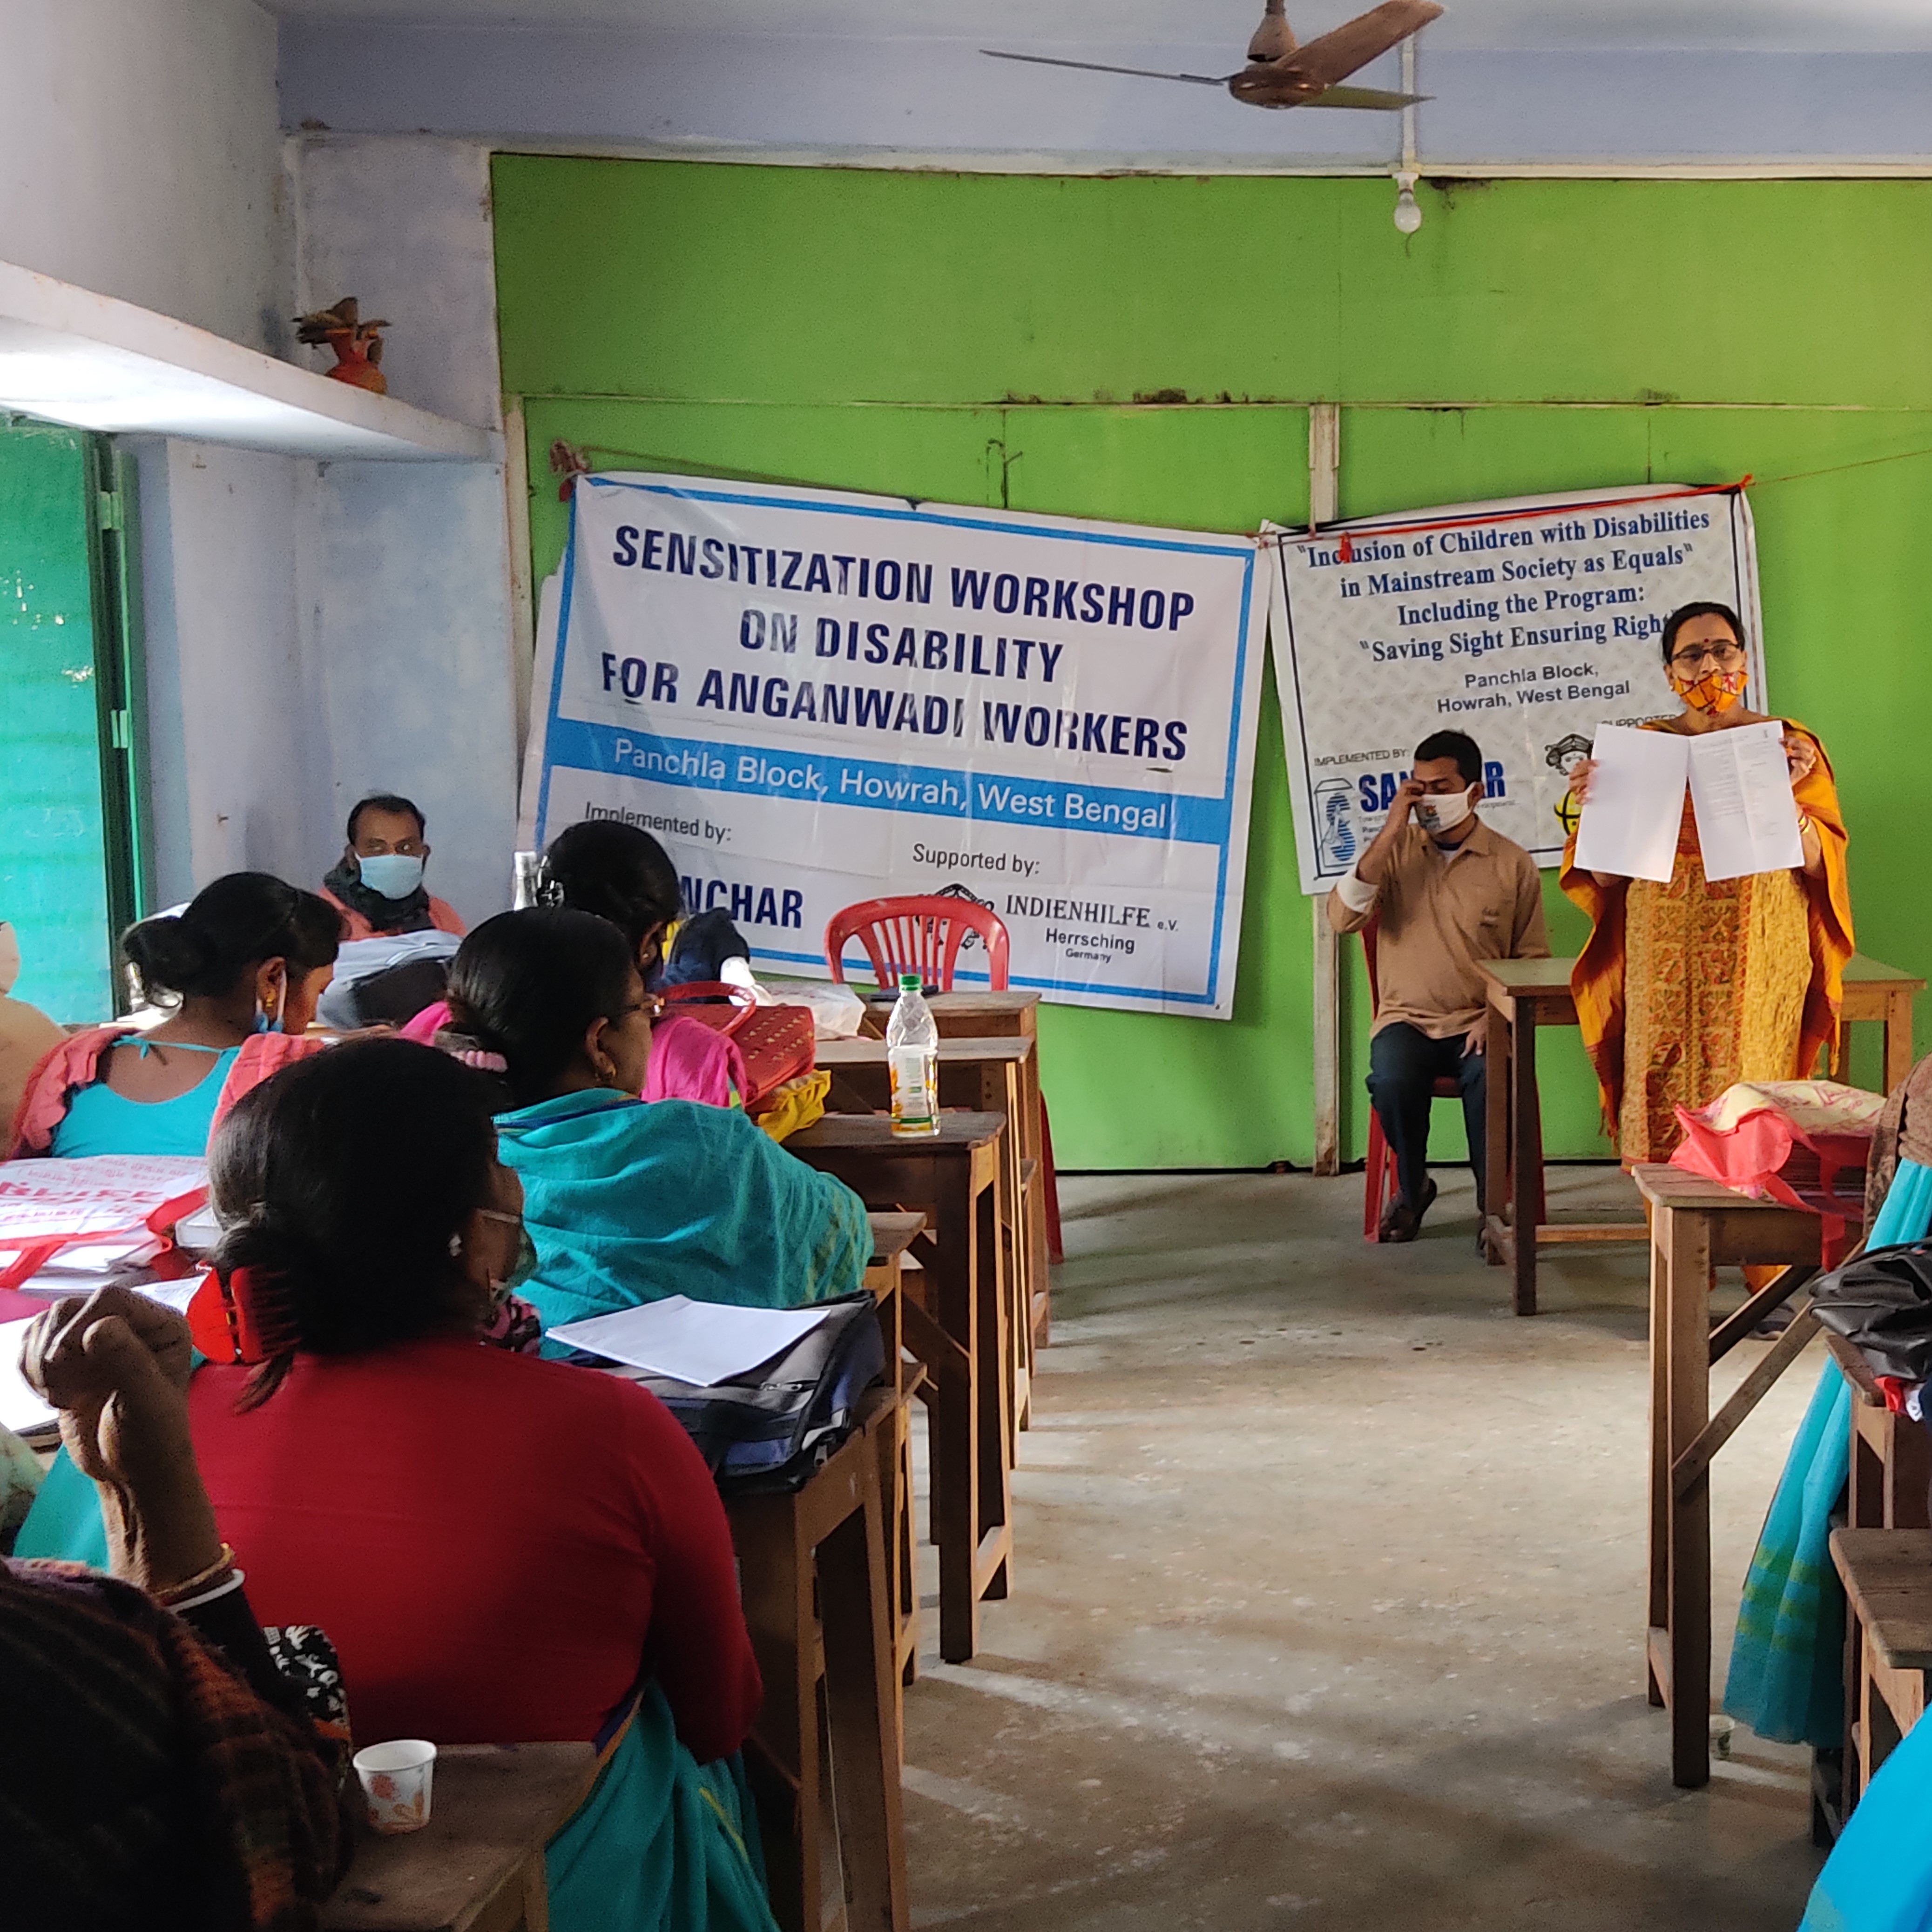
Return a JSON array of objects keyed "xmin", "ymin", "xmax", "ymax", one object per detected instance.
[{"xmin": 0, "ymin": 417, "xmax": 144, "ymax": 1022}]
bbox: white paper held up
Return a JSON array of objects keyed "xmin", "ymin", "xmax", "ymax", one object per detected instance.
[
  {"xmin": 1687, "ymin": 720, "xmax": 1804, "ymax": 882},
  {"xmin": 550, "ymin": 1294, "xmax": 834, "ymax": 1386},
  {"xmin": 1573, "ymin": 725, "xmax": 1688, "ymax": 884}
]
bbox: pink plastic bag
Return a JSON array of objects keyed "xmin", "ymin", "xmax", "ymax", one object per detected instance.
[{"xmin": 1670, "ymin": 1079, "xmax": 1883, "ymax": 1262}]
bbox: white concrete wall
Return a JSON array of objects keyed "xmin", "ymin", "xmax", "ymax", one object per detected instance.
[
  {"xmin": 290, "ymin": 135, "xmax": 520, "ymax": 924},
  {"xmin": 5, "ymin": 16, "xmax": 519, "ymax": 934},
  {"xmin": 4, "ymin": 0, "xmax": 289, "ymax": 349},
  {"xmin": 132, "ymin": 438, "xmax": 317, "ymax": 903}
]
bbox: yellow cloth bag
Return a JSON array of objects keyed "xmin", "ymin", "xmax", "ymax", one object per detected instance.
[{"xmin": 749, "ymin": 1068, "xmax": 830, "ymax": 1143}]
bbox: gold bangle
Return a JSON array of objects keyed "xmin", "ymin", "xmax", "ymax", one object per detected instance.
[{"xmin": 154, "ymin": 1542, "xmax": 237, "ymax": 1606}]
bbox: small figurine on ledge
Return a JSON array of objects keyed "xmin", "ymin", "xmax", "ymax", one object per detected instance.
[{"xmin": 295, "ymin": 296, "xmax": 390, "ymax": 394}]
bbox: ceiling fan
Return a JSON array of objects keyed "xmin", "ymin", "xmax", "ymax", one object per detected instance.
[{"xmin": 984, "ymin": 0, "xmax": 1443, "ymax": 111}]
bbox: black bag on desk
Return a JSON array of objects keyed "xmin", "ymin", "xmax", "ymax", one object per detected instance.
[
  {"xmin": 1811, "ymin": 1241, "xmax": 1932, "ymax": 1384},
  {"xmin": 616, "ymin": 1292, "xmax": 885, "ymax": 1493}
]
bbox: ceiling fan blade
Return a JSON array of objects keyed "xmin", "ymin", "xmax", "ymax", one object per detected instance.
[
  {"xmin": 1300, "ymin": 84, "xmax": 1430, "ymax": 109},
  {"xmin": 980, "ymin": 49, "xmax": 1235, "ymax": 88},
  {"xmin": 1286, "ymin": 0, "xmax": 1444, "ymax": 92}
]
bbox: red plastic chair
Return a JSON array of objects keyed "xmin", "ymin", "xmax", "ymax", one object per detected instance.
[
  {"xmin": 1361, "ymin": 916, "xmax": 1461, "ymax": 1242},
  {"xmin": 824, "ymin": 895, "xmax": 1011, "ymax": 994},
  {"xmin": 824, "ymin": 895, "xmax": 1061, "ymax": 1262}
]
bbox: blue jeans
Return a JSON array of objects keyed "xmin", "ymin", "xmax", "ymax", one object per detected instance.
[{"xmin": 1367, "ymin": 1022, "xmax": 1486, "ymax": 1213}]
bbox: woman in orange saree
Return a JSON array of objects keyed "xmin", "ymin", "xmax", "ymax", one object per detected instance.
[{"xmin": 1560, "ymin": 601, "xmax": 1854, "ymax": 1164}]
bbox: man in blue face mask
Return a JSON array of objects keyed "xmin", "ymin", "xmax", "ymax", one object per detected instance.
[{"xmin": 321, "ymin": 793, "xmax": 468, "ymax": 941}]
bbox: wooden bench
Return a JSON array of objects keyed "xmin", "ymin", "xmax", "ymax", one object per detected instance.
[
  {"xmin": 728, "ymin": 1386, "xmax": 911, "ymax": 1932},
  {"xmin": 1831, "ymin": 1528, "xmax": 1932, "ymax": 1819},
  {"xmin": 321, "ymin": 1742, "xmax": 595, "ymax": 1932}
]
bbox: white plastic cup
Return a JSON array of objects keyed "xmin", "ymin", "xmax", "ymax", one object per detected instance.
[{"xmin": 353, "ymin": 1739, "xmax": 437, "ymax": 1834}]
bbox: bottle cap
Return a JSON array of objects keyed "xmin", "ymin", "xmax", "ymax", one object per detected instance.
[{"xmin": 898, "ymin": 972, "xmax": 920, "ymax": 991}]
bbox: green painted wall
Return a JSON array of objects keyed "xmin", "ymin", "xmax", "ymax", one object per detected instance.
[{"xmin": 493, "ymin": 161, "xmax": 1932, "ymax": 1170}]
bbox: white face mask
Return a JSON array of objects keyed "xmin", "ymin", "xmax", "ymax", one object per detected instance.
[{"xmin": 1414, "ymin": 787, "xmax": 1476, "ymax": 836}]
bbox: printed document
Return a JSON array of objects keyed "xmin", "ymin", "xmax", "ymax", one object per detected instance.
[
  {"xmin": 1685, "ymin": 719, "xmax": 1805, "ymax": 882},
  {"xmin": 551, "ymin": 1294, "xmax": 834, "ymax": 1386},
  {"xmin": 1573, "ymin": 725, "xmax": 1689, "ymax": 883},
  {"xmin": 1573, "ymin": 721, "xmax": 1802, "ymax": 885}
]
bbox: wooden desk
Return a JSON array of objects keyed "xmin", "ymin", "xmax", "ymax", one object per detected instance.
[
  {"xmin": 1634, "ymin": 1163, "xmax": 1842, "ymax": 1789},
  {"xmin": 1837, "ymin": 954, "xmax": 1929, "ymax": 1091},
  {"xmin": 1830, "ymin": 1528, "xmax": 1932, "ymax": 1818},
  {"xmin": 728, "ymin": 1388, "xmax": 909, "ymax": 1932},
  {"xmin": 857, "ymin": 990, "xmax": 1050, "ymax": 1321},
  {"xmin": 829, "ymin": 1036, "xmax": 1045, "ymax": 1425},
  {"xmin": 788, "ymin": 1111, "xmax": 1013, "ymax": 1663},
  {"xmin": 858, "ymin": 990, "xmax": 1040, "ymax": 1041},
  {"xmin": 1479, "ymin": 951, "xmax": 1921, "ymax": 1317},
  {"xmin": 322, "ymin": 1743, "xmax": 595, "ymax": 1932}
]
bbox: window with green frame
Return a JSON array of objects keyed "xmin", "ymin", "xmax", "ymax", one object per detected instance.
[{"xmin": 0, "ymin": 417, "xmax": 146, "ymax": 1023}]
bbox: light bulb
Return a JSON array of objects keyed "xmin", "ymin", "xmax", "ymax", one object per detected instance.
[{"xmin": 1392, "ymin": 172, "xmax": 1422, "ymax": 235}]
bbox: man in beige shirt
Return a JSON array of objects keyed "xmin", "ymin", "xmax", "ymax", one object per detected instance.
[{"xmin": 1327, "ymin": 731, "xmax": 1549, "ymax": 1242}]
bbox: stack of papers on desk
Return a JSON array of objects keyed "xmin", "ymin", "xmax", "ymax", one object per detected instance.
[{"xmin": 552, "ymin": 1295, "xmax": 835, "ymax": 1386}]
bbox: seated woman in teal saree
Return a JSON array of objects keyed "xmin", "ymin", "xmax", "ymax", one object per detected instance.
[
  {"xmin": 1725, "ymin": 1085, "xmax": 1932, "ymax": 1751},
  {"xmin": 442, "ymin": 909, "xmax": 870, "ymax": 1346}
]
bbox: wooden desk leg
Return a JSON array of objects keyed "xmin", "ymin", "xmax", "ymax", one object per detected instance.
[
  {"xmin": 1851, "ymin": 1404, "xmax": 1886, "ymax": 1530},
  {"xmin": 1887, "ymin": 990, "xmax": 1915, "ymax": 1095},
  {"xmin": 818, "ymin": 1462, "xmax": 912, "ymax": 1932},
  {"xmin": 1664, "ymin": 1204, "xmax": 1713, "ymax": 1789},
  {"xmin": 932, "ymin": 1174, "xmax": 983, "ymax": 1665},
  {"xmin": 520, "ymin": 1854, "xmax": 550, "ymax": 1932},
  {"xmin": 1511, "ymin": 1005, "xmax": 1539, "ymax": 1317},
  {"xmin": 1646, "ymin": 1211, "xmax": 1670, "ymax": 1707},
  {"xmin": 733, "ymin": 1505, "xmax": 817, "ymax": 1932},
  {"xmin": 976, "ymin": 1169, "xmax": 1013, "ymax": 1606},
  {"xmin": 1483, "ymin": 994, "xmax": 1507, "ymax": 1269}
]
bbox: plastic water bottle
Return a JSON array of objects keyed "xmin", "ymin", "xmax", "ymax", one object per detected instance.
[{"xmin": 886, "ymin": 972, "xmax": 940, "ymax": 1137}]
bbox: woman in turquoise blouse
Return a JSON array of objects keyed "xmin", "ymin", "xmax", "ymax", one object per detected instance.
[
  {"xmin": 445, "ymin": 909, "xmax": 869, "ymax": 1341},
  {"xmin": 14, "ymin": 873, "xmax": 341, "ymax": 1160}
]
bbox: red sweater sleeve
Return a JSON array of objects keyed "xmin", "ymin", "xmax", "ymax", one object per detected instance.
[{"xmin": 617, "ymin": 1383, "xmax": 763, "ymax": 1763}]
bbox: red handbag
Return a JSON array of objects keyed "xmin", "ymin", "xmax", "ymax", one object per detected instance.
[{"xmin": 659, "ymin": 985, "xmax": 816, "ymax": 1113}]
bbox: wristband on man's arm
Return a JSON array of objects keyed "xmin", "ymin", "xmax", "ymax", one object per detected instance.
[{"xmin": 1334, "ymin": 868, "xmax": 1378, "ymax": 916}]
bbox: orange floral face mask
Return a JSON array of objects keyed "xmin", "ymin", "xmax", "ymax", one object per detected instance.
[{"xmin": 1671, "ymin": 666, "xmax": 1748, "ymax": 714}]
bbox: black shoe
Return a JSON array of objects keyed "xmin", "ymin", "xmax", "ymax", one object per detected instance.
[{"xmin": 1379, "ymin": 1177, "xmax": 1438, "ymax": 1244}]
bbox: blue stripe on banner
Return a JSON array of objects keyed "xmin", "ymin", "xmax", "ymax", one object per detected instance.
[
  {"xmin": 545, "ymin": 717, "xmax": 1232, "ymax": 845},
  {"xmin": 744, "ymin": 942, "xmax": 1220, "ymax": 1004}
]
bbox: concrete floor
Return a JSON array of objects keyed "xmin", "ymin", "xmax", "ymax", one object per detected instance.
[{"xmin": 898, "ymin": 1165, "xmax": 1828, "ymax": 1931}]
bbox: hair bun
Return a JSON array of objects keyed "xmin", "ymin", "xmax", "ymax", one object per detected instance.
[{"xmin": 122, "ymin": 912, "xmax": 216, "ymax": 1000}]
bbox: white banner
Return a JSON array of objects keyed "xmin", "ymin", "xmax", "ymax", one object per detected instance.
[
  {"xmin": 522, "ymin": 474, "xmax": 1266, "ymax": 1016},
  {"xmin": 1267, "ymin": 484, "xmax": 1762, "ymax": 894}
]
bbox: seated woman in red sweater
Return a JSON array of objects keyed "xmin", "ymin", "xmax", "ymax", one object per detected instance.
[{"xmin": 185, "ymin": 1038, "xmax": 780, "ymax": 1932}]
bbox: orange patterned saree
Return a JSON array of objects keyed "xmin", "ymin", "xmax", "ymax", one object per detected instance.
[{"xmin": 1560, "ymin": 721, "xmax": 1853, "ymax": 1164}]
